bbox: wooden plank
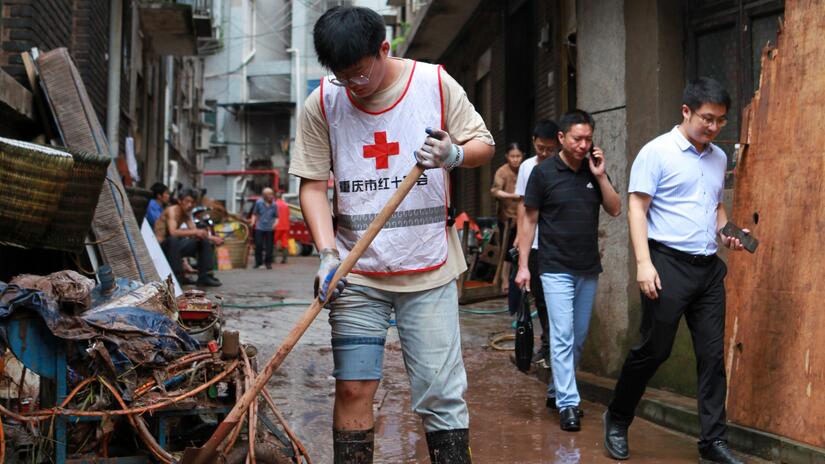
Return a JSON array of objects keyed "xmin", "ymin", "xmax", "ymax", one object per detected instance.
[
  {"xmin": 0, "ymin": 68, "xmax": 34, "ymax": 122},
  {"xmin": 725, "ymin": 0, "xmax": 825, "ymax": 449}
]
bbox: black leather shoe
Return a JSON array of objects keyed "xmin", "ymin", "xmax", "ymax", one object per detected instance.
[
  {"xmin": 699, "ymin": 440, "xmax": 744, "ymax": 464},
  {"xmin": 196, "ymin": 276, "xmax": 222, "ymax": 287},
  {"xmin": 559, "ymin": 407, "xmax": 581, "ymax": 431},
  {"xmin": 547, "ymin": 398, "xmax": 584, "ymax": 417},
  {"xmin": 603, "ymin": 410, "xmax": 629, "ymax": 460}
]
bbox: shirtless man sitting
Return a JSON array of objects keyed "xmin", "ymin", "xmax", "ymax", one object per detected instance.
[{"xmin": 154, "ymin": 188, "xmax": 223, "ymax": 287}]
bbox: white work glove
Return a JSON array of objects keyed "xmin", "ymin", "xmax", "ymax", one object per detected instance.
[
  {"xmin": 314, "ymin": 248, "xmax": 347, "ymax": 307},
  {"xmin": 414, "ymin": 127, "xmax": 464, "ymax": 170}
]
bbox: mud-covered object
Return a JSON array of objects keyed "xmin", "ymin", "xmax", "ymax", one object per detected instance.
[
  {"xmin": 10, "ymin": 270, "xmax": 95, "ymax": 312},
  {"xmin": 0, "ymin": 282, "xmax": 198, "ymax": 374},
  {"xmin": 425, "ymin": 428, "xmax": 472, "ymax": 464},
  {"xmin": 332, "ymin": 428, "xmax": 374, "ymax": 464}
]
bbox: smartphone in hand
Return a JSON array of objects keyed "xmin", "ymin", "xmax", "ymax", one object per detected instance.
[
  {"xmin": 589, "ymin": 145, "xmax": 602, "ymax": 168},
  {"xmin": 721, "ymin": 222, "xmax": 759, "ymax": 253}
]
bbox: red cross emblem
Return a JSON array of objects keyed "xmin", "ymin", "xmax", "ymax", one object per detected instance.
[{"xmin": 363, "ymin": 131, "xmax": 399, "ymax": 170}]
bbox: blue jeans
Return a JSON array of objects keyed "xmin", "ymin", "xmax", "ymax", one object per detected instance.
[
  {"xmin": 327, "ymin": 281, "xmax": 469, "ymax": 432},
  {"xmin": 540, "ymin": 273, "xmax": 598, "ymax": 409}
]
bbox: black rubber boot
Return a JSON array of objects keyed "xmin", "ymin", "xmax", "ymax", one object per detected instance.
[
  {"xmin": 425, "ymin": 429, "xmax": 472, "ymax": 464},
  {"xmin": 333, "ymin": 428, "xmax": 374, "ymax": 464}
]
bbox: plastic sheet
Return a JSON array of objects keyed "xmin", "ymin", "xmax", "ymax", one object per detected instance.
[{"xmin": 0, "ymin": 282, "xmax": 198, "ymax": 374}]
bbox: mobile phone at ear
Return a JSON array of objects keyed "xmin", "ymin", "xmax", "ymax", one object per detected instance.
[
  {"xmin": 721, "ymin": 222, "xmax": 759, "ymax": 253},
  {"xmin": 589, "ymin": 146, "xmax": 602, "ymax": 167}
]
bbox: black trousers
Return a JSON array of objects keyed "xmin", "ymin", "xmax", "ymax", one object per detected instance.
[
  {"xmin": 161, "ymin": 236, "xmax": 214, "ymax": 279},
  {"xmin": 254, "ymin": 230, "xmax": 274, "ymax": 266},
  {"xmin": 608, "ymin": 243, "xmax": 728, "ymax": 446},
  {"xmin": 508, "ymin": 249, "xmax": 549, "ymax": 352}
]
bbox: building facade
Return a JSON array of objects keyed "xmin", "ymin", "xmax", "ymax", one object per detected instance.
[
  {"xmin": 400, "ymin": 0, "xmax": 803, "ymax": 454},
  {"xmin": 0, "ymin": 0, "xmax": 215, "ymax": 190}
]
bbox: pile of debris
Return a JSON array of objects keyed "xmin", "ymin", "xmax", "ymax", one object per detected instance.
[{"xmin": 0, "ymin": 269, "xmax": 310, "ymax": 463}]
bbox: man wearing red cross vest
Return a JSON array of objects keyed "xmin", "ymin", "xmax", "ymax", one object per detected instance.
[{"xmin": 289, "ymin": 6, "xmax": 494, "ymax": 463}]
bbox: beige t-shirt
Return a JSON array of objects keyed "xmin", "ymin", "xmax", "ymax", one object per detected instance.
[
  {"xmin": 492, "ymin": 163, "xmax": 519, "ymax": 221},
  {"xmin": 289, "ymin": 58, "xmax": 494, "ymax": 292}
]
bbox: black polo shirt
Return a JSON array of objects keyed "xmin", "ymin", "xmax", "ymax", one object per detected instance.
[{"xmin": 523, "ymin": 154, "xmax": 604, "ymax": 275}]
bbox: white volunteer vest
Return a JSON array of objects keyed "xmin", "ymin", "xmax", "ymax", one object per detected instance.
[{"xmin": 322, "ymin": 61, "xmax": 449, "ymax": 275}]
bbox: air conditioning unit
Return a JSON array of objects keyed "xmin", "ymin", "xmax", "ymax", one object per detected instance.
[{"xmin": 196, "ymin": 128, "xmax": 211, "ymax": 152}]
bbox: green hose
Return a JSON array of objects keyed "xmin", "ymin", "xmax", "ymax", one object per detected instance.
[
  {"xmin": 222, "ymin": 301, "xmax": 315, "ymax": 309},
  {"xmin": 458, "ymin": 307, "xmax": 509, "ymax": 315}
]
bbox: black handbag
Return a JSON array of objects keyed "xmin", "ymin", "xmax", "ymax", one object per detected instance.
[{"xmin": 514, "ymin": 289, "xmax": 534, "ymax": 372}]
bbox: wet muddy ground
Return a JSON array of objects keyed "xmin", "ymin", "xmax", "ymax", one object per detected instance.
[{"xmin": 214, "ymin": 257, "xmax": 761, "ymax": 463}]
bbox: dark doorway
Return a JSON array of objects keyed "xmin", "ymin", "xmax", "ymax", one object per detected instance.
[{"xmin": 505, "ymin": 0, "xmax": 536, "ymax": 153}]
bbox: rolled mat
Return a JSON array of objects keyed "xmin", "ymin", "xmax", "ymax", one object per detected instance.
[{"xmin": 37, "ymin": 48, "xmax": 158, "ymax": 282}]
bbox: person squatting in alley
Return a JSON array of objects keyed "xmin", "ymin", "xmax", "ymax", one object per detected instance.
[
  {"xmin": 603, "ymin": 77, "xmax": 750, "ymax": 464},
  {"xmin": 516, "ymin": 110, "xmax": 621, "ymax": 432},
  {"xmin": 288, "ymin": 6, "xmax": 494, "ymax": 463}
]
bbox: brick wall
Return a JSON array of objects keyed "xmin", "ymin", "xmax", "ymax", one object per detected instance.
[
  {"xmin": 71, "ymin": 0, "xmax": 109, "ymax": 125},
  {"xmin": 0, "ymin": 0, "xmax": 110, "ymax": 125},
  {"xmin": 0, "ymin": 0, "xmax": 73, "ymax": 83}
]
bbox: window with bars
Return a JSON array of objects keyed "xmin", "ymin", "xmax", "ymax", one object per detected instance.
[{"xmin": 686, "ymin": 0, "xmax": 783, "ymax": 184}]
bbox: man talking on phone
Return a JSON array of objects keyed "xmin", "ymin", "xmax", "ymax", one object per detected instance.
[
  {"xmin": 603, "ymin": 78, "xmax": 749, "ymax": 464},
  {"xmin": 516, "ymin": 109, "xmax": 621, "ymax": 432}
]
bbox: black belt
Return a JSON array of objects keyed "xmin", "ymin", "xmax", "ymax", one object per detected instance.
[{"xmin": 648, "ymin": 240, "xmax": 715, "ymax": 265}]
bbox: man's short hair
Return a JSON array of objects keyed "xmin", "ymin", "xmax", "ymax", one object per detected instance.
[
  {"xmin": 683, "ymin": 77, "xmax": 731, "ymax": 112},
  {"xmin": 179, "ymin": 188, "xmax": 199, "ymax": 202},
  {"xmin": 313, "ymin": 6, "xmax": 386, "ymax": 72},
  {"xmin": 559, "ymin": 110, "xmax": 596, "ymax": 134},
  {"xmin": 533, "ymin": 119, "xmax": 560, "ymax": 140},
  {"xmin": 150, "ymin": 182, "xmax": 168, "ymax": 199}
]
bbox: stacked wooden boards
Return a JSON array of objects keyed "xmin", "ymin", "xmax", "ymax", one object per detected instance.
[{"xmin": 725, "ymin": 0, "xmax": 825, "ymax": 448}]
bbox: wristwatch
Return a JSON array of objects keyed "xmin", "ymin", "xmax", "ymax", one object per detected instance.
[{"xmin": 444, "ymin": 144, "xmax": 464, "ymax": 171}]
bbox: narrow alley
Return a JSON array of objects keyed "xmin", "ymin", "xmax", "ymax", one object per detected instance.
[{"xmin": 217, "ymin": 258, "xmax": 761, "ymax": 463}]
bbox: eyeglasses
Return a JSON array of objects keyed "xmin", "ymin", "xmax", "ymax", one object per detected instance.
[
  {"xmin": 329, "ymin": 57, "xmax": 376, "ymax": 87},
  {"xmin": 694, "ymin": 112, "xmax": 728, "ymax": 128},
  {"xmin": 534, "ymin": 145, "xmax": 557, "ymax": 155}
]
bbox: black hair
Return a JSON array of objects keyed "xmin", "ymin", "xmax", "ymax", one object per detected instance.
[
  {"xmin": 683, "ymin": 77, "xmax": 731, "ymax": 112},
  {"xmin": 150, "ymin": 182, "xmax": 168, "ymax": 199},
  {"xmin": 179, "ymin": 188, "xmax": 199, "ymax": 202},
  {"xmin": 559, "ymin": 109, "xmax": 595, "ymax": 133},
  {"xmin": 533, "ymin": 119, "xmax": 560, "ymax": 140},
  {"xmin": 505, "ymin": 142, "xmax": 524, "ymax": 154},
  {"xmin": 313, "ymin": 6, "xmax": 386, "ymax": 72}
]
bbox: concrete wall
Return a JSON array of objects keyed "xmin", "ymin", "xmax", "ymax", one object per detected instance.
[
  {"xmin": 623, "ymin": 0, "xmax": 694, "ymax": 396},
  {"xmin": 576, "ymin": 0, "xmax": 697, "ymax": 398},
  {"xmin": 575, "ymin": 0, "xmax": 632, "ymax": 378}
]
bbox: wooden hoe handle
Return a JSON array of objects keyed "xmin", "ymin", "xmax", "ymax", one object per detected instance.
[{"xmin": 184, "ymin": 164, "xmax": 426, "ymax": 464}]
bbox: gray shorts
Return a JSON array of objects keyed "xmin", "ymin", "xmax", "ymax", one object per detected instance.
[{"xmin": 328, "ymin": 281, "xmax": 469, "ymax": 431}]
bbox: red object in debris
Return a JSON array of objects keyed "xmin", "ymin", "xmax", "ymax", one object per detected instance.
[
  {"xmin": 290, "ymin": 217, "xmax": 313, "ymax": 249},
  {"xmin": 207, "ymin": 341, "xmax": 219, "ymax": 353},
  {"xmin": 454, "ymin": 212, "xmax": 483, "ymax": 241}
]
